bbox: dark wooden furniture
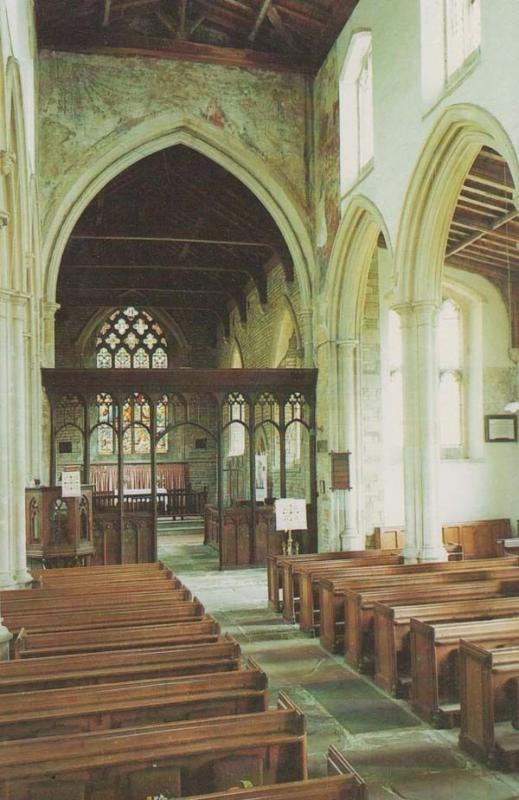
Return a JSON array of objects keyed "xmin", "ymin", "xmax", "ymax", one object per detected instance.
[
  {"xmin": 459, "ymin": 641, "xmax": 519, "ymax": 769},
  {"xmin": 410, "ymin": 616, "xmax": 519, "ymax": 728},
  {"xmin": 25, "ymin": 485, "xmax": 95, "ymax": 569}
]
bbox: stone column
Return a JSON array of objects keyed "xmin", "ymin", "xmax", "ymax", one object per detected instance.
[
  {"xmin": 338, "ymin": 339, "xmax": 363, "ymax": 550},
  {"xmin": 41, "ymin": 301, "xmax": 60, "ymax": 368},
  {"xmin": 300, "ymin": 308, "xmax": 314, "ymax": 367},
  {"xmin": 0, "ymin": 293, "xmax": 13, "ymax": 588},
  {"xmin": 396, "ymin": 302, "xmax": 446, "ymax": 563},
  {"xmin": 9, "ymin": 294, "xmax": 32, "ymax": 585}
]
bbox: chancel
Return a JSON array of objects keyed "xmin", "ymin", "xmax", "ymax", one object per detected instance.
[{"xmin": 2, "ymin": 0, "xmax": 519, "ymax": 797}]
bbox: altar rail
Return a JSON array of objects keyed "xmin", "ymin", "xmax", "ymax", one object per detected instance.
[{"xmin": 94, "ymin": 488, "xmax": 208, "ymax": 518}]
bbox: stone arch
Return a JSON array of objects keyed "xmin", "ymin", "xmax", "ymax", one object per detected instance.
[
  {"xmin": 76, "ymin": 305, "xmax": 190, "ymax": 367},
  {"xmin": 325, "ymin": 194, "xmax": 392, "ymax": 341},
  {"xmin": 42, "ymin": 114, "xmax": 315, "ymax": 317},
  {"xmin": 5, "ymin": 57, "xmax": 30, "ymax": 292},
  {"xmin": 229, "ymin": 339, "xmax": 244, "ymax": 368},
  {"xmin": 272, "ymin": 295, "xmax": 302, "ymax": 367},
  {"xmin": 395, "ymin": 104, "xmax": 519, "ymax": 306}
]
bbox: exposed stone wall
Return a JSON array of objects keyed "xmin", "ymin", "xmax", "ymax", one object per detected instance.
[{"xmin": 216, "ymin": 262, "xmax": 302, "ymax": 368}]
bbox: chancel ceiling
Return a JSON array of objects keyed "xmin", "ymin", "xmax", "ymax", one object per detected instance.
[{"xmin": 57, "ymin": 144, "xmax": 293, "ymax": 337}]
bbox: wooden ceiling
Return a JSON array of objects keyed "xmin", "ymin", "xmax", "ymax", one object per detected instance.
[
  {"xmin": 445, "ymin": 146, "xmax": 519, "ymax": 345},
  {"xmin": 57, "ymin": 144, "xmax": 293, "ymax": 336},
  {"xmin": 35, "ymin": 0, "xmax": 359, "ymax": 74}
]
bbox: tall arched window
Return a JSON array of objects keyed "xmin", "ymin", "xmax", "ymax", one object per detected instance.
[
  {"xmin": 438, "ymin": 298, "xmax": 464, "ymax": 453},
  {"xmin": 339, "ymin": 31, "xmax": 374, "ymax": 193},
  {"xmin": 96, "ymin": 306, "xmax": 168, "ymax": 369},
  {"xmin": 421, "ymin": 0, "xmax": 481, "ymax": 103}
]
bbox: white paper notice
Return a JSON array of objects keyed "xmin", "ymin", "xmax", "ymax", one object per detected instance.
[
  {"xmin": 275, "ymin": 498, "xmax": 307, "ymax": 531},
  {"xmin": 62, "ymin": 471, "xmax": 82, "ymax": 498}
]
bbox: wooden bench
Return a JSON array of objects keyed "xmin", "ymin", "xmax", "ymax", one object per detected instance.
[
  {"xmin": 0, "ymin": 659, "xmax": 268, "ymax": 740},
  {"xmin": 373, "ymin": 594, "xmax": 519, "ymax": 697},
  {"xmin": 410, "ymin": 616, "xmax": 519, "ymax": 728},
  {"xmin": 459, "ymin": 640, "xmax": 519, "ymax": 769},
  {"xmin": 0, "ymin": 636, "xmax": 241, "ymax": 693},
  {"xmin": 267, "ymin": 549, "xmax": 400, "ymax": 612},
  {"xmin": 185, "ymin": 746, "xmax": 366, "ymax": 799},
  {"xmin": 0, "ymin": 695, "xmax": 307, "ymax": 800},
  {"xmin": 14, "ymin": 616, "xmax": 221, "ymax": 658},
  {"xmin": 4, "ymin": 598, "xmax": 206, "ymax": 635},
  {"xmin": 315, "ymin": 558, "xmax": 519, "ymax": 652},
  {"xmin": 1, "ymin": 586, "xmax": 191, "ymax": 612},
  {"xmin": 281, "ymin": 553, "xmax": 404, "ymax": 624},
  {"xmin": 344, "ymin": 576, "xmax": 519, "ymax": 670}
]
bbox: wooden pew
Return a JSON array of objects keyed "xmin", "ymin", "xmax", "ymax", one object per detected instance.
[
  {"xmin": 1, "ymin": 587, "xmax": 191, "ymax": 612},
  {"xmin": 344, "ymin": 576, "xmax": 519, "ymax": 670},
  {"xmin": 373, "ymin": 594, "xmax": 519, "ymax": 697},
  {"xmin": 0, "ymin": 695, "xmax": 307, "ymax": 800},
  {"xmin": 14, "ymin": 616, "xmax": 221, "ymax": 658},
  {"xmin": 267, "ymin": 549, "xmax": 400, "ymax": 612},
  {"xmin": 410, "ymin": 616, "xmax": 519, "ymax": 728},
  {"xmin": 33, "ymin": 571, "xmax": 175, "ymax": 589},
  {"xmin": 459, "ymin": 640, "xmax": 519, "ymax": 769},
  {"xmin": 31, "ymin": 561, "xmax": 167, "ymax": 578},
  {"xmin": 0, "ymin": 637, "xmax": 241, "ymax": 693},
  {"xmin": 4, "ymin": 599, "xmax": 206, "ymax": 635},
  {"xmin": 0, "ymin": 659, "xmax": 268, "ymax": 740},
  {"xmin": 184, "ymin": 746, "xmax": 366, "ymax": 800},
  {"xmin": 281, "ymin": 553, "xmax": 404, "ymax": 623},
  {"xmin": 315, "ymin": 558, "xmax": 519, "ymax": 652}
]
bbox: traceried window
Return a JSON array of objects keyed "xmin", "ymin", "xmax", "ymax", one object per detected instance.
[
  {"xmin": 438, "ymin": 298, "xmax": 464, "ymax": 453},
  {"xmin": 339, "ymin": 31, "xmax": 374, "ymax": 193},
  {"xmin": 228, "ymin": 394, "xmax": 246, "ymax": 458},
  {"xmin": 387, "ymin": 311, "xmax": 404, "ymax": 460},
  {"xmin": 421, "ymin": 0, "xmax": 481, "ymax": 102},
  {"xmin": 96, "ymin": 306, "xmax": 168, "ymax": 369},
  {"xmin": 123, "ymin": 393, "xmax": 151, "ymax": 455}
]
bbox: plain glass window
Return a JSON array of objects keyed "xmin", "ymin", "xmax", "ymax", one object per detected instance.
[{"xmin": 340, "ymin": 31, "xmax": 374, "ymax": 192}]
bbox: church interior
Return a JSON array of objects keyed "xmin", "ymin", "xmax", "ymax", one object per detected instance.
[{"xmin": 2, "ymin": 0, "xmax": 519, "ymax": 797}]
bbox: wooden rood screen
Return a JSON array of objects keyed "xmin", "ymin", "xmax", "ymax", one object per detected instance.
[{"xmin": 42, "ymin": 368, "xmax": 318, "ymax": 569}]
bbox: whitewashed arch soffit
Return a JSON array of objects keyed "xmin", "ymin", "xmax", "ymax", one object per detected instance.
[
  {"xmin": 42, "ymin": 114, "xmax": 315, "ymax": 312},
  {"xmin": 324, "ymin": 194, "xmax": 392, "ymax": 341},
  {"xmin": 76, "ymin": 304, "xmax": 190, "ymax": 364},
  {"xmin": 395, "ymin": 103, "xmax": 519, "ymax": 307},
  {"xmin": 229, "ymin": 338, "xmax": 244, "ymax": 368}
]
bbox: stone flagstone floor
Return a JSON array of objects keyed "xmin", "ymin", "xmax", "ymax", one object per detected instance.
[{"xmin": 159, "ymin": 533, "xmax": 519, "ymax": 800}]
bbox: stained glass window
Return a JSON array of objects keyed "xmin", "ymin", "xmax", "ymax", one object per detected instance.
[
  {"xmin": 123, "ymin": 393, "xmax": 152, "ymax": 455},
  {"xmin": 156, "ymin": 395, "xmax": 169, "ymax": 455},
  {"xmin": 96, "ymin": 393, "xmax": 116, "ymax": 456},
  {"xmin": 96, "ymin": 307, "xmax": 168, "ymax": 369}
]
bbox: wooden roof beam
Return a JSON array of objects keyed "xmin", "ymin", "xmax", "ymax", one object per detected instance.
[
  {"xmin": 102, "ymin": 0, "xmax": 112, "ymax": 27},
  {"xmin": 248, "ymin": 0, "xmax": 272, "ymax": 43},
  {"xmin": 69, "ymin": 233, "xmax": 277, "ymax": 250},
  {"xmin": 446, "ymin": 208, "xmax": 519, "ymax": 258}
]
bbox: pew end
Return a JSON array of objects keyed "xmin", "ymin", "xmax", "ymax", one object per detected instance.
[{"xmin": 327, "ymin": 745, "xmax": 367, "ymax": 799}]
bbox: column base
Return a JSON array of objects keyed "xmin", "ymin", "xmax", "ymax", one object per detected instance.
[
  {"xmin": 0, "ymin": 621, "xmax": 12, "ymax": 661},
  {"xmin": 13, "ymin": 569, "xmax": 33, "ymax": 586},
  {"xmin": 0, "ymin": 572, "xmax": 16, "ymax": 589},
  {"xmin": 417, "ymin": 544, "xmax": 449, "ymax": 563},
  {"xmin": 403, "ymin": 545, "xmax": 419, "ymax": 563}
]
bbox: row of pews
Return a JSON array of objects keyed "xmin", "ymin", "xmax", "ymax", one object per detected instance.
[
  {"xmin": 0, "ymin": 562, "xmax": 367, "ymax": 800},
  {"xmin": 267, "ymin": 526, "xmax": 519, "ymax": 772}
]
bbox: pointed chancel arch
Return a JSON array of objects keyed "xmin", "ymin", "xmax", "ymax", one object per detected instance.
[
  {"xmin": 272, "ymin": 296, "xmax": 303, "ymax": 368},
  {"xmin": 42, "ymin": 115, "xmax": 315, "ymax": 351}
]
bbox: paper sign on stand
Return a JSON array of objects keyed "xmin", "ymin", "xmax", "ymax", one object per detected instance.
[
  {"xmin": 62, "ymin": 470, "xmax": 82, "ymax": 498},
  {"xmin": 274, "ymin": 498, "xmax": 307, "ymax": 555}
]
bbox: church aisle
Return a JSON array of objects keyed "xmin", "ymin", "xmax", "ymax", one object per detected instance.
[{"xmin": 159, "ymin": 535, "xmax": 519, "ymax": 800}]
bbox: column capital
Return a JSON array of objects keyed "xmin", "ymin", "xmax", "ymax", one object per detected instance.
[
  {"xmin": 509, "ymin": 347, "xmax": 519, "ymax": 364},
  {"xmin": 299, "ymin": 307, "xmax": 313, "ymax": 320},
  {"xmin": 42, "ymin": 300, "xmax": 61, "ymax": 320},
  {"xmin": 0, "ymin": 150, "xmax": 16, "ymax": 176}
]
